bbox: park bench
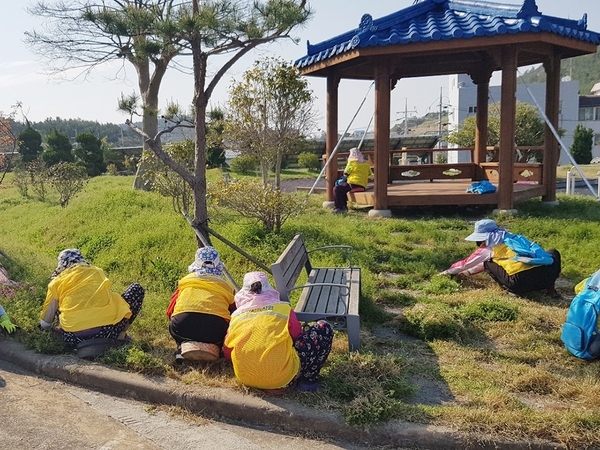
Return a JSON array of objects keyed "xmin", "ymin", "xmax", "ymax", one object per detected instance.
[{"xmin": 270, "ymin": 234, "xmax": 361, "ymax": 351}]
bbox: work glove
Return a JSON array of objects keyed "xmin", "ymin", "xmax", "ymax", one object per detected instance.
[{"xmin": 0, "ymin": 314, "xmax": 17, "ymax": 334}]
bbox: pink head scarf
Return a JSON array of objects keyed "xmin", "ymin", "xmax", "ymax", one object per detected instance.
[
  {"xmin": 232, "ymin": 271, "xmax": 284, "ymax": 317},
  {"xmin": 348, "ymin": 147, "xmax": 366, "ymax": 163}
]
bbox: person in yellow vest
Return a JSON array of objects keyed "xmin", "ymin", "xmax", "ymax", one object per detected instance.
[
  {"xmin": 223, "ymin": 271, "xmax": 333, "ymax": 393},
  {"xmin": 332, "ymin": 147, "xmax": 372, "ymax": 213},
  {"xmin": 166, "ymin": 246, "xmax": 236, "ymax": 363},
  {"xmin": 439, "ymin": 219, "xmax": 561, "ymax": 297},
  {"xmin": 40, "ymin": 249, "xmax": 145, "ymax": 347}
]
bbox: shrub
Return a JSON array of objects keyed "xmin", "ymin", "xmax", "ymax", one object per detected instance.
[
  {"xmin": 297, "ymin": 152, "xmax": 321, "ymax": 171},
  {"xmin": 208, "ymin": 178, "xmax": 305, "ymax": 232},
  {"xmin": 142, "ymin": 140, "xmax": 194, "ymax": 214},
  {"xmin": 28, "ymin": 159, "xmax": 50, "ymax": 201},
  {"xmin": 229, "ymin": 155, "xmax": 259, "ymax": 174},
  {"xmin": 106, "ymin": 163, "xmax": 118, "ymax": 175},
  {"xmin": 11, "ymin": 165, "xmax": 29, "ymax": 197},
  {"xmin": 48, "ymin": 162, "xmax": 88, "ymax": 207},
  {"xmin": 570, "ymin": 124, "xmax": 594, "ymax": 164}
]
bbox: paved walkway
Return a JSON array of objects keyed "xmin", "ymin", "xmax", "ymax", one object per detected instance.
[{"xmin": 0, "ymin": 340, "xmax": 564, "ymax": 450}]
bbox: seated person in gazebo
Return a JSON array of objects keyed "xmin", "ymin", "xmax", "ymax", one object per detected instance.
[
  {"xmin": 439, "ymin": 219, "xmax": 561, "ymax": 297},
  {"xmin": 332, "ymin": 147, "xmax": 372, "ymax": 214}
]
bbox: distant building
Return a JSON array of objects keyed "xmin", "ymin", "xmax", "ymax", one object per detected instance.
[
  {"xmin": 578, "ymin": 95, "xmax": 600, "ymax": 157},
  {"xmin": 448, "ymin": 74, "xmax": 581, "ymax": 165}
]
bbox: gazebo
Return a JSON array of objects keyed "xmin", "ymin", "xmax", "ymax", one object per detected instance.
[{"xmin": 294, "ymin": 0, "xmax": 600, "ymax": 216}]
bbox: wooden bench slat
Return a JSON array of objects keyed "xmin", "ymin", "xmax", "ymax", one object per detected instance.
[{"xmin": 271, "ymin": 234, "xmax": 361, "ymax": 351}]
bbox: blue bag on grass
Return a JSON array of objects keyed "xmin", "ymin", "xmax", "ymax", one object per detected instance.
[{"xmin": 561, "ymin": 270, "xmax": 600, "ymax": 360}]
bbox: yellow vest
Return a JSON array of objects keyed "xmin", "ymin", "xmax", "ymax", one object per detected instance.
[
  {"xmin": 225, "ymin": 303, "xmax": 300, "ymax": 389},
  {"xmin": 345, "ymin": 160, "xmax": 371, "ymax": 187},
  {"xmin": 491, "ymin": 243, "xmax": 539, "ymax": 276},
  {"xmin": 172, "ymin": 273, "xmax": 235, "ymax": 320},
  {"xmin": 42, "ymin": 265, "xmax": 132, "ymax": 332}
]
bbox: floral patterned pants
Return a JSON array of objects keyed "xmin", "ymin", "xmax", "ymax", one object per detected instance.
[
  {"xmin": 293, "ymin": 320, "xmax": 334, "ymax": 383},
  {"xmin": 62, "ymin": 283, "xmax": 145, "ymax": 347}
]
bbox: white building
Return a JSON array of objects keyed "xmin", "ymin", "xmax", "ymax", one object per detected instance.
[
  {"xmin": 577, "ymin": 94, "xmax": 600, "ymax": 161},
  {"xmin": 447, "ymin": 74, "xmax": 582, "ymax": 166}
]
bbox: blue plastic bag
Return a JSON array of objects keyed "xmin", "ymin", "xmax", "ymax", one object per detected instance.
[
  {"xmin": 503, "ymin": 233, "xmax": 554, "ymax": 265},
  {"xmin": 466, "ymin": 180, "xmax": 496, "ymax": 194}
]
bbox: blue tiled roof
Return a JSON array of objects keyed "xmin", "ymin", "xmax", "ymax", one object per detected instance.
[{"xmin": 295, "ymin": 0, "xmax": 600, "ymax": 69}]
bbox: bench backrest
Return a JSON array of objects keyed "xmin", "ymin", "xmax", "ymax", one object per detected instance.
[{"xmin": 271, "ymin": 234, "xmax": 311, "ymax": 302}]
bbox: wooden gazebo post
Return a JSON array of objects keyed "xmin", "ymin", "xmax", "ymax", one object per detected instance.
[
  {"xmin": 542, "ymin": 54, "xmax": 561, "ymax": 203},
  {"xmin": 369, "ymin": 66, "xmax": 392, "ymax": 217},
  {"xmin": 497, "ymin": 45, "xmax": 518, "ymax": 212},
  {"xmin": 324, "ymin": 74, "xmax": 340, "ymax": 206},
  {"xmin": 471, "ymin": 68, "xmax": 492, "ymax": 178}
]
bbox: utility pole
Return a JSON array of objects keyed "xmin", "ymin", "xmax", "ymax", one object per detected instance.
[
  {"xmin": 438, "ymin": 87, "xmax": 443, "ymax": 138},
  {"xmin": 396, "ymin": 98, "xmax": 418, "ymax": 136}
]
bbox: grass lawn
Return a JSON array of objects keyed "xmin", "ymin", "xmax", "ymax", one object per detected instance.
[
  {"xmin": 1, "ymin": 169, "xmax": 600, "ymax": 447},
  {"xmin": 557, "ymin": 163, "xmax": 600, "ymax": 181}
]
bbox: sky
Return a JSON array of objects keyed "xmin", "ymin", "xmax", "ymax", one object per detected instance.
[{"xmin": 1, "ymin": 0, "xmax": 600, "ymax": 136}]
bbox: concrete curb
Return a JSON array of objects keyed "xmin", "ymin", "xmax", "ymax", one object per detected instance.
[{"xmin": 0, "ymin": 340, "xmax": 565, "ymax": 450}]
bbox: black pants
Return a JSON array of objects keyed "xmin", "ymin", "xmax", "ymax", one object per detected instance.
[
  {"xmin": 333, "ymin": 183, "xmax": 364, "ymax": 209},
  {"xmin": 484, "ymin": 249, "xmax": 561, "ymax": 294},
  {"xmin": 169, "ymin": 312, "xmax": 229, "ymax": 346}
]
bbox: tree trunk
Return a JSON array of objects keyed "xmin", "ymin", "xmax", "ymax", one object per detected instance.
[
  {"xmin": 191, "ymin": 0, "xmax": 210, "ymax": 246},
  {"xmin": 261, "ymin": 161, "xmax": 269, "ymax": 188}
]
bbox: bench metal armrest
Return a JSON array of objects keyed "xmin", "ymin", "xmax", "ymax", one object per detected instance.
[{"xmin": 307, "ymin": 245, "xmax": 354, "ymax": 267}]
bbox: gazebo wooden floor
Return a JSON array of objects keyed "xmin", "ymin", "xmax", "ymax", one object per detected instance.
[{"xmin": 348, "ymin": 180, "xmax": 548, "ymax": 208}]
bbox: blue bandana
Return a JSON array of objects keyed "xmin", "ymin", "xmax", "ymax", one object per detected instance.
[{"xmin": 188, "ymin": 246, "xmax": 225, "ymax": 278}]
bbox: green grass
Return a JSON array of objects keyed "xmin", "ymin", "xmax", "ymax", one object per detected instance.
[
  {"xmin": 557, "ymin": 163, "xmax": 600, "ymax": 180},
  {"xmin": 2, "ymin": 170, "xmax": 600, "ymax": 447}
]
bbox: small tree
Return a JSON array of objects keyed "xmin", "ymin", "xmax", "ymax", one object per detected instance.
[
  {"xmin": 74, "ymin": 132, "xmax": 106, "ymax": 176},
  {"xmin": 18, "ymin": 124, "xmax": 43, "ymax": 163},
  {"xmin": 119, "ymin": 1, "xmax": 312, "ymax": 244},
  {"xmin": 43, "ymin": 129, "xmax": 73, "ymax": 166},
  {"xmin": 225, "ymin": 57, "xmax": 316, "ymax": 188},
  {"xmin": 447, "ymin": 102, "xmax": 544, "ymax": 162},
  {"xmin": 143, "ymin": 139, "xmax": 195, "ymax": 214},
  {"xmin": 570, "ymin": 124, "xmax": 594, "ymax": 164},
  {"xmin": 48, "ymin": 161, "xmax": 87, "ymax": 207},
  {"xmin": 27, "ymin": 159, "xmax": 50, "ymax": 201}
]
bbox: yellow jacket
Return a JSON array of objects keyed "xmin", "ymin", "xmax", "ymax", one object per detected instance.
[
  {"xmin": 172, "ymin": 273, "xmax": 235, "ymax": 320},
  {"xmin": 224, "ymin": 303, "xmax": 300, "ymax": 389},
  {"xmin": 491, "ymin": 243, "xmax": 539, "ymax": 276},
  {"xmin": 42, "ymin": 265, "xmax": 131, "ymax": 332},
  {"xmin": 344, "ymin": 160, "xmax": 371, "ymax": 188}
]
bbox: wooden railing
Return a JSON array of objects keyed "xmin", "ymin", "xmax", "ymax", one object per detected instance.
[{"xmin": 328, "ymin": 146, "xmax": 544, "ymax": 184}]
